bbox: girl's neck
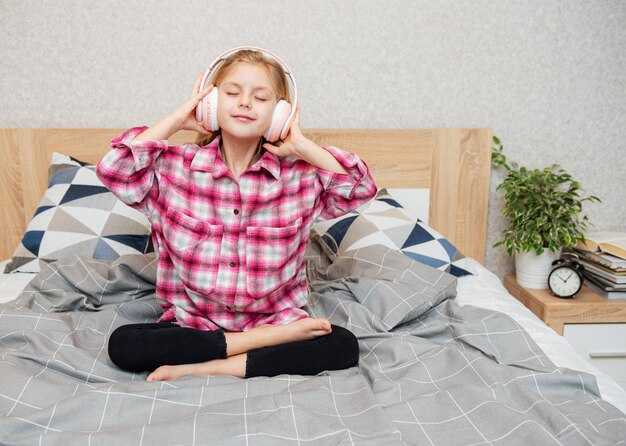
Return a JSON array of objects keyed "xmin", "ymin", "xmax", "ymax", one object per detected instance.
[{"xmin": 219, "ymin": 134, "xmax": 263, "ymax": 178}]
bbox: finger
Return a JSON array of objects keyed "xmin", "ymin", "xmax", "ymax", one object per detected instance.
[
  {"xmin": 190, "ymin": 72, "xmax": 204, "ymax": 98},
  {"xmin": 184, "ymin": 84, "xmax": 213, "ymax": 110},
  {"xmin": 196, "ymin": 83, "xmax": 214, "ymax": 100}
]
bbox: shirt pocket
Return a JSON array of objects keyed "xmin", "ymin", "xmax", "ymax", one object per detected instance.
[
  {"xmin": 161, "ymin": 207, "xmax": 224, "ymax": 295},
  {"xmin": 245, "ymin": 217, "xmax": 303, "ymax": 298}
]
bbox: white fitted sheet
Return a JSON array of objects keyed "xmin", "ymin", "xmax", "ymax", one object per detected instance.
[
  {"xmin": 1, "ymin": 256, "xmax": 625, "ymax": 414},
  {"xmin": 0, "ymin": 260, "xmax": 37, "ymax": 304}
]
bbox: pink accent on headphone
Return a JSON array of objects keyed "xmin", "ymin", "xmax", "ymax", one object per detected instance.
[{"xmin": 195, "ymin": 46, "xmax": 299, "ymax": 143}]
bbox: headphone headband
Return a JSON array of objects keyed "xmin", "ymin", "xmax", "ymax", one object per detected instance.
[{"xmin": 199, "ymin": 46, "xmax": 298, "ymax": 120}]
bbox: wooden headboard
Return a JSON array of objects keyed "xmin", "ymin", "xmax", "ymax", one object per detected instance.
[{"xmin": 0, "ymin": 128, "xmax": 492, "ymax": 263}]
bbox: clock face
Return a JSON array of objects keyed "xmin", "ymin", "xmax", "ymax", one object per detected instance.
[{"xmin": 548, "ymin": 265, "xmax": 582, "ymax": 297}]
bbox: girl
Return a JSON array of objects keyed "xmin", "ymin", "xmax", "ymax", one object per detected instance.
[{"xmin": 96, "ymin": 47, "xmax": 377, "ymax": 381}]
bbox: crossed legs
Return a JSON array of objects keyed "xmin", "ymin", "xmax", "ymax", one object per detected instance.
[{"xmin": 108, "ymin": 318, "xmax": 359, "ymax": 381}]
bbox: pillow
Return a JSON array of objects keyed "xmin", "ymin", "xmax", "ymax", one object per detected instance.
[
  {"xmin": 4, "ymin": 153, "xmax": 153, "ymax": 273},
  {"xmin": 311, "ymin": 188, "xmax": 472, "ymax": 277},
  {"xmin": 306, "ymin": 243, "xmax": 458, "ymax": 330}
]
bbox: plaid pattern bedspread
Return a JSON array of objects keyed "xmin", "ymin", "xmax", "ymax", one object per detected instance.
[{"xmin": 0, "ymin": 243, "xmax": 624, "ymax": 445}]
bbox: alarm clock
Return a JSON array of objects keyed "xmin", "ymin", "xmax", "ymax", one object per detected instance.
[{"xmin": 548, "ymin": 252, "xmax": 585, "ymax": 298}]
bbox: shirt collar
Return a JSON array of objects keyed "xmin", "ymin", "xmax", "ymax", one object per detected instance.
[{"xmin": 190, "ymin": 134, "xmax": 281, "ymax": 180}]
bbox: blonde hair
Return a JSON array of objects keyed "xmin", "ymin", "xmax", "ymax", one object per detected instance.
[{"xmin": 194, "ymin": 49, "xmax": 292, "ymax": 148}]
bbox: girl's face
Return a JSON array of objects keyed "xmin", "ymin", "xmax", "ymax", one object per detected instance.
[{"xmin": 216, "ymin": 62, "xmax": 278, "ymax": 141}]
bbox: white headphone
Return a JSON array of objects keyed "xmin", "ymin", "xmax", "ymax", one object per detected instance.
[{"xmin": 195, "ymin": 46, "xmax": 299, "ymax": 142}]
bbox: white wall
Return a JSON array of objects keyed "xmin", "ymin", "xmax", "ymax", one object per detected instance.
[{"xmin": 1, "ymin": 0, "xmax": 624, "ymax": 278}]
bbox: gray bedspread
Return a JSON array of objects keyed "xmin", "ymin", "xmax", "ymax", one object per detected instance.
[{"xmin": 0, "ymin": 243, "xmax": 624, "ymax": 445}]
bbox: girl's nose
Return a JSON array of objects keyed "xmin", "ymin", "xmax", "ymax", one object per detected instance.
[{"xmin": 239, "ymin": 96, "xmax": 251, "ymax": 108}]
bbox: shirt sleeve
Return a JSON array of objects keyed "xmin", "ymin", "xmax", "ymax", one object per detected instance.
[
  {"xmin": 95, "ymin": 126, "xmax": 168, "ymax": 219},
  {"xmin": 313, "ymin": 145, "xmax": 378, "ymax": 220}
]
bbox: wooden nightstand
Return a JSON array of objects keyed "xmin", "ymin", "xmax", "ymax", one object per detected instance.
[
  {"xmin": 504, "ymin": 274, "xmax": 626, "ymax": 335},
  {"xmin": 504, "ymin": 274, "xmax": 626, "ymax": 390}
]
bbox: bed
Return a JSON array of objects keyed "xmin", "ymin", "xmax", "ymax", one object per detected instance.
[{"xmin": 0, "ymin": 128, "xmax": 624, "ymax": 444}]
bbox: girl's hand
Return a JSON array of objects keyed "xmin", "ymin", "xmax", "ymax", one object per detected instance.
[
  {"xmin": 172, "ymin": 72, "xmax": 215, "ymax": 134},
  {"xmin": 263, "ymin": 108, "xmax": 348, "ymax": 174},
  {"xmin": 133, "ymin": 73, "xmax": 213, "ymax": 142},
  {"xmin": 263, "ymin": 107, "xmax": 306, "ymax": 157}
]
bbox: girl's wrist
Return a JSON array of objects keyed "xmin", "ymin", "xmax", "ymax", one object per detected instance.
[
  {"xmin": 134, "ymin": 115, "xmax": 180, "ymax": 142},
  {"xmin": 291, "ymin": 137, "xmax": 348, "ymax": 174},
  {"xmin": 292, "ymin": 137, "xmax": 314, "ymax": 157},
  {"xmin": 156, "ymin": 114, "xmax": 184, "ymax": 139},
  {"xmin": 164, "ymin": 113, "xmax": 185, "ymax": 131}
]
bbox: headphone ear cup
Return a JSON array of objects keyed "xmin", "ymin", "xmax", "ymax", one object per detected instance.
[
  {"xmin": 264, "ymin": 100, "xmax": 292, "ymax": 142},
  {"xmin": 197, "ymin": 87, "xmax": 220, "ymax": 131},
  {"xmin": 278, "ymin": 102, "xmax": 296, "ymax": 141},
  {"xmin": 208, "ymin": 87, "xmax": 220, "ymax": 131}
]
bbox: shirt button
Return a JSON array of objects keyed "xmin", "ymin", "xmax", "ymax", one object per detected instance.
[
  {"xmin": 226, "ymin": 305, "xmax": 234, "ymax": 312},
  {"xmin": 230, "ymin": 261, "xmax": 236, "ymax": 267},
  {"xmin": 233, "ymin": 209, "xmax": 239, "ymax": 214}
]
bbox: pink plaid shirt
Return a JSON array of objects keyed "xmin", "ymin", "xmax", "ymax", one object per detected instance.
[{"xmin": 96, "ymin": 127, "xmax": 377, "ymax": 332}]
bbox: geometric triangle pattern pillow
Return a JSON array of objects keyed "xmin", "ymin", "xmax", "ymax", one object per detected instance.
[
  {"xmin": 311, "ymin": 188, "xmax": 472, "ymax": 277},
  {"xmin": 4, "ymin": 152, "xmax": 153, "ymax": 274}
]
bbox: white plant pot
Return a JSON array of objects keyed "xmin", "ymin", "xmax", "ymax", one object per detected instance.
[{"xmin": 515, "ymin": 250, "xmax": 559, "ymax": 289}]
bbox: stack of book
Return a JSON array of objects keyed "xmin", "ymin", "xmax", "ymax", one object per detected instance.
[{"xmin": 573, "ymin": 231, "xmax": 626, "ymax": 300}]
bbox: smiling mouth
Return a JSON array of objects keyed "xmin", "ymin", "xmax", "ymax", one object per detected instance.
[{"xmin": 233, "ymin": 115, "xmax": 255, "ymax": 122}]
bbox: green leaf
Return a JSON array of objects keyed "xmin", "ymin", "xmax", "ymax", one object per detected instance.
[{"xmin": 490, "ymin": 136, "xmax": 600, "ymax": 256}]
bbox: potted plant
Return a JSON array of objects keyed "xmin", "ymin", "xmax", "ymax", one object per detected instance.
[{"xmin": 491, "ymin": 136, "xmax": 600, "ymax": 289}]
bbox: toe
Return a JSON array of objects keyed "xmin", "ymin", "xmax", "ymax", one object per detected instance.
[{"xmin": 147, "ymin": 366, "xmax": 170, "ymax": 382}]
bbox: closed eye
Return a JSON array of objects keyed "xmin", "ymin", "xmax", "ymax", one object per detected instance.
[
  {"xmin": 226, "ymin": 91, "xmax": 269, "ymax": 102},
  {"xmin": 227, "ymin": 92, "xmax": 268, "ymax": 102}
]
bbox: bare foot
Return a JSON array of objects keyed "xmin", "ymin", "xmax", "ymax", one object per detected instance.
[
  {"xmin": 223, "ymin": 318, "xmax": 333, "ymax": 358},
  {"xmin": 147, "ymin": 364, "xmax": 194, "ymax": 381},
  {"xmin": 255, "ymin": 318, "xmax": 332, "ymax": 344},
  {"xmin": 147, "ymin": 354, "xmax": 247, "ymax": 381}
]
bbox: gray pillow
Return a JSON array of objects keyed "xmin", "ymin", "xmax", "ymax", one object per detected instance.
[{"xmin": 305, "ymin": 241, "xmax": 457, "ymax": 330}]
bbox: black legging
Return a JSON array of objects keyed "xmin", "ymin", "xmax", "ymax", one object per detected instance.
[{"xmin": 108, "ymin": 322, "xmax": 359, "ymax": 378}]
